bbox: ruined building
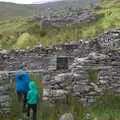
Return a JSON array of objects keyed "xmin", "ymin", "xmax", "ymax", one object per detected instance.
[{"xmin": 0, "ymin": 28, "xmax": 120, "ymax": 111}]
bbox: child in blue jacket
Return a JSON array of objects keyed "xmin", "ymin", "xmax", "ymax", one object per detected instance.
[
  {"xmin": 27, "ymin": 81, "xmax": 40, "ymax": 120},
  {"xmin": 15, "ymin": 65, "xmax": 30, "ymax": 112}
]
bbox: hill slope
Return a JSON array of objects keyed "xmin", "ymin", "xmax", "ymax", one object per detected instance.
[
  {"xmin": 0, "ymin": 0, "xmax": 120, "ymax": 50},
  {"xmin": 0, "ymin": 2, "xmax": 40, "ymax": 21},
  {"xmin": 0, "ymin": 0, "xmax": 101, "ymax": 21}
]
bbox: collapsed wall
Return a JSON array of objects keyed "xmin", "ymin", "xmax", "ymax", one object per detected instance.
[{"xmin": 0, "ymin": 27, "xmax": 120, "ymax": 111}]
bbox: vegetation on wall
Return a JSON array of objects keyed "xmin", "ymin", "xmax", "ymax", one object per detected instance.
[{"xmin": 87, "ymin": 69, "xmax": 99, "ymax": 84}]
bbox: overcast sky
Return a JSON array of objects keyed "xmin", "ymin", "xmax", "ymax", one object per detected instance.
[{"xmin": 0, "ymin": 0, "xmax": 61, "ymax": 4}]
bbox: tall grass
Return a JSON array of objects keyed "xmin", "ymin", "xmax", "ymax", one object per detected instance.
[{"xmin": 90, "ymin": 91, "xmax": 120, "ymax": 120}]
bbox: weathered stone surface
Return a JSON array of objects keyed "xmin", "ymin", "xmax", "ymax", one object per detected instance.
[
  {"xmin": 88, "ymin": 52, "xmax": 109, "ymax": 60},
  {"xmin": 59, "ymin": 113, "xmax": 74, "ymax": 120},
  {"xmin": 96, "ymin": 28, "xmax": 120, "ymax": 53}
]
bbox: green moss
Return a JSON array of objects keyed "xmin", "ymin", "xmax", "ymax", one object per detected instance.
[
  {"xmin": 87, "ymin": 69, "xmax": 99, "ymax": 84},
  {"xmin": 111, "ymin": 48, "xmax": 120, "ymax": 52}
]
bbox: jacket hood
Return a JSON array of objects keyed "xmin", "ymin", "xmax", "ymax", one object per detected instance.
[
  {"xmin": 29, "ymin": 81, "xmax": 37, "ymax": 90},
  {"xmin": 19, "ymin": 68, "xmax": 28, "ymax": 72}
]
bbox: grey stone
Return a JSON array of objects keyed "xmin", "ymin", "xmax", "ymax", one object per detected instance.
[
  {"xmin": 88, "ymin": 52, "xmax": 108, "ymax": 60},
  {"xmin": 59, "ymin": 113, "xmax": 74, "ymax": 120}
]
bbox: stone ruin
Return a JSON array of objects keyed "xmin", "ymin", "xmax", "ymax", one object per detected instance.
[
  {"xmin": 40, "ymin": 8, "xmax": 95, "ymax": 26},
  {"xmin": 0, "ymin": 27, "xmax": 120, "ymax": 111}
]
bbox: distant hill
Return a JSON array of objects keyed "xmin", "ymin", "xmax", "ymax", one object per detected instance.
[
  {"xmin": 34, "ymin": 0, "xmax": 101, "ymax": 6},
  {"xmin": 0, "ymin": 2, "xmax": 41, "ymax": 20},
  {"xmin": 0, "ymin": 0, "xmax": 102, "ymax": 21}
]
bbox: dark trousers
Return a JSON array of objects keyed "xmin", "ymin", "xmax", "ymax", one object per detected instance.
[
  {"xmin": 27, "ymin": 104, "xmax": 37, "ymax": 120},
  {"xmin": 16, "ymin": 92, "xmax": 27, "ymax": 112}
]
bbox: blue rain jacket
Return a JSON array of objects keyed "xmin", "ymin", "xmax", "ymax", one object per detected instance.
[{"xmin": 16, "ymin": 69, "xmax": 30, "ymax": 93}]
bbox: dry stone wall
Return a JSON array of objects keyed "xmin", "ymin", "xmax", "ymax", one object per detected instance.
[
  {"xmin": 0, "ymin": 72, "xmax": 10, "ymax": 111},
  {"xmin": 40, "ymin": 8, "xmax": 95, "ymax": 26},
  {"xmin": 0, "ymin": 43, "xmax": 81, "ymax": 71},
  {"xmin": 70, "ymin": 52, "xmax": 112, "ymax": 105}
]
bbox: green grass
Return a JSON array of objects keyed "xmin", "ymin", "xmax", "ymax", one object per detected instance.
[
  {"xmin": 36, "ymin": 95, "xmax": 86, "ymax": 120},
  {"xmin": 90, "ymin": 91, "xmax": 120, "ymax": 120},
  {"xmin": 0, "ymin": 0, "xmax": 120, "ymax": 49}
]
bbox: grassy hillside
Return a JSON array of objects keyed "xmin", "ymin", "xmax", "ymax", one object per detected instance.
[
  {"xmin": 0, "ymin": 0, "xmax": 120, "ymax": 50},
  {"xmin": 0, "ymin": 0, "xmax": 101, "ymax": 21},
  {"xmin": 0, "ymin": 2, "xmax": 41, "ymax": 21}
]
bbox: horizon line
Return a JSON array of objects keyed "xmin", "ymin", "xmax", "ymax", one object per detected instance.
[{"xmin": 0, "ymin": 0, "xmax": 63, "ymax": 4}]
